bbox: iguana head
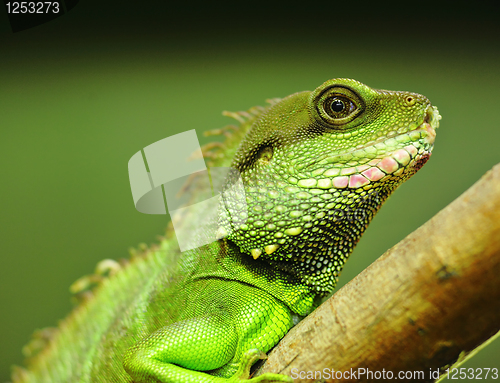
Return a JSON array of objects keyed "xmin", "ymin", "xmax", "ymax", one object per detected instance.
[{"xmin": 221, "ymin": 78, "xmax": 440, "ymax": 291}]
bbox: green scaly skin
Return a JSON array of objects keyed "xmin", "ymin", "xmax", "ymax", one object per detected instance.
[{"xmin": 12, "ymin": 79, "xmax": 440, "ymax": 383}]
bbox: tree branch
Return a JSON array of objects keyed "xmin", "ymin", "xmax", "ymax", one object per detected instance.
[{"xmin": 257, "ymin": 163, "xmax": 500, "ymax": 382}]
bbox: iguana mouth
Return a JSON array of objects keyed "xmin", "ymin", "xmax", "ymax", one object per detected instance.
[
  {"xmin": 354, "ymin": 105, "xmax": 440, "ymax": 152},
  {"xmin": 298, "ymin": 105, "xmax": 441, "ymax": 190},
  {"xmin": 420, "ymin": 106, "xmax": 439, "ymax": 145}
]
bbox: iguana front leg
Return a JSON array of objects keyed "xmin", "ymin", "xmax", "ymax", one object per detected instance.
[{"xmin": 123, "ymin": 284, "xmax": 294, "ymax": 383}]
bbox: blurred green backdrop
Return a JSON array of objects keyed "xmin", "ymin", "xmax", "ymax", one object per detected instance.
[{"xmin": 1, "ymin": 1, "xmax": 499, "ymax": 381}]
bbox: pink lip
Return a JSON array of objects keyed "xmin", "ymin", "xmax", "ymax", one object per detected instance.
[{"xmin": 421, "ymin": 122, "xmax": 436, "ymax": 144}]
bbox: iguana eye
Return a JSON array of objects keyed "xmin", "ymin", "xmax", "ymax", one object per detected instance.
[
  {"xmin": 331, "ymin": 99, "xmax": 344, "ymax": 112},
  {"xmin": 325, "ymin": 97, "xmax": 356, "ymax": 118},
  {"xmin": 314, "ymin": 86, "xmax": 364, "ymax": 127}
]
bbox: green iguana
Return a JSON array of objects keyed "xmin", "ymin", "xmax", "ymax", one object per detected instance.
[{"xmin": 11, "ymin": 78, "xmax": 441, "ymax": 383}]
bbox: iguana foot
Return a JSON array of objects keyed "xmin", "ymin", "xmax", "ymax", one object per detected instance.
[{"xmin": 227, "ymin": 349, "xmax": 293, "ymax": 383}]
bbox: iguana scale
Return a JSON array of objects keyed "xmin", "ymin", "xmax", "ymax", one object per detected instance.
[{"xmin": 11, "ymin": 78, "xmax": 440, "ymax": 383}]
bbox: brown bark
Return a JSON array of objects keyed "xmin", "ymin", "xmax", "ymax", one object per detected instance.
[{"xmin": 258, "ymin": 163, "xmax": 500, "ymax": 382}]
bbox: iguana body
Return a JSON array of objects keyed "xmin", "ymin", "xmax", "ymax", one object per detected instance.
[{"xmin": 12, "ymin": 79, "xmax": 440, "ymax": 383}]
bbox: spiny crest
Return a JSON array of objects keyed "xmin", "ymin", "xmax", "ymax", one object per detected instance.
[
  {"xmin": 17, "ymin": 327, "xmax": 58, "ymax": 368},
  {"xmin": 70, "ymin": 259, "xmax": 124, "ymax": 303},
  {"xmin": 71, "ymin": 100, "xmax": 279, "ymax": 300},
  {"xmin": 173, "ymin": 100, "xmax": 280, "ymax": 202},
  {"xmin": 170, "ymin": 100, "xmax": 280, "ymax": 241},
  {"xmin": 201, "ymin": 99, "xmax": 280, "ymax": 166}
]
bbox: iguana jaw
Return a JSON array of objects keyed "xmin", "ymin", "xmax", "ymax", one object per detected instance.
[
  {"xmin": 354, "ymin": 104, "xmax": 440, "ymax": 151},
  {"xmin": 297, "ymin": 105, "xmax": 440, "ymax": 190}
]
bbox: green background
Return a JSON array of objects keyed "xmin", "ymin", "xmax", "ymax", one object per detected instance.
[{"xmin": 1, "ymin": 1, "xmax": 499, "ymax": 381}]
